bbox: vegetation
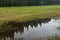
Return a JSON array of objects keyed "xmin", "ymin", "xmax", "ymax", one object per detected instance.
[
  {"xmin": 0, "ymin": 0, "xmax": 60, "ymax": 6},
  {"xmin": 48, "ymin": 36, "xmax": 60, "ymax": 40},
  {"xmin": 0, "ymin": 5, "xmax": 60, "ymax": 23}
]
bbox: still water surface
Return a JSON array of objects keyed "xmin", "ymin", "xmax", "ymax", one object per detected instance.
[{"xmin": 0, "ymin": 18, "xmax": 60, "ymax": 40}]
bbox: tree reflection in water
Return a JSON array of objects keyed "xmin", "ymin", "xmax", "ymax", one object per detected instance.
[{"xmin": 0, "ymin": 18, "xmax": 51, "ymax": 40}]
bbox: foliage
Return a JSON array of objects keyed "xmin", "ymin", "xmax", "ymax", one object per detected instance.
[{"xmin": 0, "ymin": 0, "xmax": 60, "ymax": 6}]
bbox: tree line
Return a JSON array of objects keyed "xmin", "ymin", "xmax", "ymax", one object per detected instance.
[{"xmin": 0, "ymin": 0, "xmax": 60, "ymax": 6}]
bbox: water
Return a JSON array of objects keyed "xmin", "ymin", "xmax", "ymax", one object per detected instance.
[{"xmin": 0, "ymin": 18, "xmax": 60, "ymax": 40}]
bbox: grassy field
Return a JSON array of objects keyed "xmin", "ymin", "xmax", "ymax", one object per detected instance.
[
  {"xmin": 0, "ymin": 5, "xmax": 60, "ymax": 23},
  {"xmin": 0, "ymin": 5, "xmax": 60, "ymax": 39}
]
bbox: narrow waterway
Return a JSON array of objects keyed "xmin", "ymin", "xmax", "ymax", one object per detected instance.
[{"xmin": 0, "ymin": 18, "xmax": 60, "ymax": 40}]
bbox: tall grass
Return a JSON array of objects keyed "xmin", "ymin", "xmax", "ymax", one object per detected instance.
[{"xmin": 0, "ymin": 5, "xmax": 60, "ymax": 23}]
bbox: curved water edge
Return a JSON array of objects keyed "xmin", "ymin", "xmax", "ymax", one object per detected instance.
[{"xmin": 0, "ymin": 17, "xmax": 60, "ymax": 40}]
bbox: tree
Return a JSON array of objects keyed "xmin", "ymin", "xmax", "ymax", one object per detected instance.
[{"xmin": 0, "ymin": 0, "xmax": 60, "ymax": 6}]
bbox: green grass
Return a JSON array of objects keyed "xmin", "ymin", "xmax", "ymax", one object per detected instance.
[{"xmin": 0, "ymin": 5, "xmax": 60, "ymax": 23}]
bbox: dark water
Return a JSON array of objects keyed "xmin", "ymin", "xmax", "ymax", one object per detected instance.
[{"xmin": 0, "ymin": 18, "xmax": 60, "ymax": 40}]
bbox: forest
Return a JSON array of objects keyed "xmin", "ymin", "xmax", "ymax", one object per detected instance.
[{"xmin": 0, "ymin": 0, "xmax": 60, "ymax": 6}]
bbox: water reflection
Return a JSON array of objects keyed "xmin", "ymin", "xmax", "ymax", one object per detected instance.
[{"xmin": 0, "ymin": 18, "xmax": 60, "ymax": 40}]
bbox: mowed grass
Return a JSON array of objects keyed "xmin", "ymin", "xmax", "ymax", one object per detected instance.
[{"xmin": 0, "ymin": 5, "xmax": 60, "ymax": 23}]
